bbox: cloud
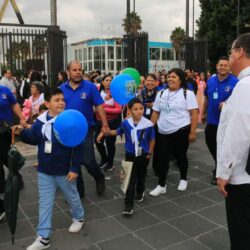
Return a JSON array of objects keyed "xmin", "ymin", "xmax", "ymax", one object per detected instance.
[{"xmin": 0, "ymin": 0, "xmax": 201, "ymax": 43}]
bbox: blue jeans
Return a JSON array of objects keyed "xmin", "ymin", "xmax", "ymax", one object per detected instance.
[
  {"xmin": 77, "ymin": 128, "xmax": 104, "ymax": 191},
  {"xmin": 37, "ymin": 172, "xmax": 84, "ymax": 238}
]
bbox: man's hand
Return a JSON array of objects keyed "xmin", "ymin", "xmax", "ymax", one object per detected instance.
[
  {"xmin": 67, "ymin": 172, "xmax": 78, "ymax": 182},
  {"xmin": 97, "ymin": 132, "xmax": 105, "ymax": 143},
  {"xmin": 13, "ymin": 125, "xmax": 24, "ymax": 135},
  {"xmin": 20, "ymin": 118, "xmax": 27, "ymax": 127},
  {"xmin": 201, "ymin": 113, "xmax": 207, "ymax": 124},
  {"xmin": 217, "ymin": 177, "xmax": 229, "ymax": 197},
  {"xmin": 101, "ymin": 125, "xmax": 110, "ymax": 135}
]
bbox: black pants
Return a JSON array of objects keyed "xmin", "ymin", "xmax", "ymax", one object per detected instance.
[
  {"xmin": 225, "ymin": 184, "xmax": 250, "ymax": 250},
  {"xmin": 205, "ymin": 124, "xmax": 218, "ymax": 176},
  {"xmin": 152, "ymin": 126, "xmax": 159, "ymax": 176},
  {"xmin": 94, "ymin": 117, "xmax": 121, "ymax": 167},
  {"xmin": 157, "ymin": 125, "xmax": 190, "ymax": 187},
  {"xmin": 125, "ymin": 153, "xmax": 149, "ymax": 207},
  {"xmin": 77, "ymin": 128, "xmax": 104, "ymax": 192}
]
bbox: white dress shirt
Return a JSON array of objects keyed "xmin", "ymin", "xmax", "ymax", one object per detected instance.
[{"xmin": 216, "ymin": 66, "xmax": 250, "ymax": 184}]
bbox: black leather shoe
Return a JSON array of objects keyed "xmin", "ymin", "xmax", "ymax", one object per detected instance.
[{"xmin": 96, "ymin": 176, "xmax": 105, "ymax": 195}]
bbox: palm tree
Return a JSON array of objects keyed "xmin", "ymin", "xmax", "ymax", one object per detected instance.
[
  {"xmin": 170, "ymin": 27, "xmax": 186, "ymax": 66},
  {"xmin": 122, "ymin": 11, "xmax": 142, "ymax": 34}
]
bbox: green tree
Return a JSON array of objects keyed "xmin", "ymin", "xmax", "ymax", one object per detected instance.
[
  {"xmin": 122, "ymin": 11, "xmax": 142, "ymax": 34},
  {"xmin": 196, "ymin": 0, "xmax": 250, "ymax": 70},
  {"xmin": 170, "ymin": 27, "xmax": 186, "ymax": 66}
]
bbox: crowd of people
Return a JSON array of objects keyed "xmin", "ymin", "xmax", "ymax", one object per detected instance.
[{"xmin": 1, "ymin": 32, "xmax": 250, "ymax": 250}]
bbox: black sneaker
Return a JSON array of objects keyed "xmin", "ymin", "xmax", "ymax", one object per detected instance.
[
  {"xmin": 98, "ymin": 161, "xmax": 107, "ymax": 169},
  {"xmin": 122, "ymin": 204, "xmax": 134, "ymax": 216},
  {"xmin": 96, "ymin": 176, "xmax": 105, "ymax": 195},
  {"xmin": 104, "ymin": 165, "xmax": 115, "ymax": 172},
  {"xmin": 135, "ymin": 192, "xmax": 145, "ymax": 202}
]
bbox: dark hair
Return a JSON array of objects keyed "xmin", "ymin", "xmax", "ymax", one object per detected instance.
[
  {"xmin": 217, "ymin": 56, "xmax": 229, "ymax": 63},
  {"xmin": 146, "ymin": 73, "xmax": 157, "ymax": 81},
  {"xmin": 31, "ymin": 81, "xmax": 44, "ymax": 94},
  {"xmin": 99, "ymin": 74, "xmax": 113, "ymax": 92},
  {"xmin": 39, "ymin": 103, "xmax": 48, "ymax": 112},
  {"xmin": 44, "ymin": 88, "xmax": 64, "ymax": 102},
  {"xmin": 232, "ymin": 33, "xmax": 250, "ymax": 58},
  {"xmin": 90, "ymin": 73, "xmax": 99, "ymax": 83},
  {"xmin": 168, "ymin": 68, "xmax": 188, "ymax": 89},
  {"xmin": 58, "ymin": 71, "xmax": 68, "ymax": 81},
  {"xmin": 30, "ymin": 70, "xmax": 42, "ymax": 82},
  {"xmin": 128, "ymin": 98, "xmax": 143, "ymax": 109},
  {"xmin": 2, "ymin": 69, "xmax": 9, "ymax": 76}
]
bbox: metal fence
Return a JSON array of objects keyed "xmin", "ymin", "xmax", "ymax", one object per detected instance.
[
  {"xmin": 123, "ymin": 32, "xmax": 148, "ymax": 76},
  {"xmin": 0, "ymin": 23, "xmax": 67, "ymax": 85}
]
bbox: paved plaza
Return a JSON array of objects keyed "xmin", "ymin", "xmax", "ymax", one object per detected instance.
[{"xmin": 0, "ymin": 128, "xmax": 230, "ymax": 250}]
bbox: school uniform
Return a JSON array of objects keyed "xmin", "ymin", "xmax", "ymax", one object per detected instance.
[{"xmin": 116, "ymin": 117, "xmax": 155, "ymax": 209}]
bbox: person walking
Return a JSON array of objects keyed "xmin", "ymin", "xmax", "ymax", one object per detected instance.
[
  {"xmin": 60, "ymin": 60, "xmax": 109, "ymax": 197},
  {"xmin": 201, "ymin": 56, "xmax": 238, "ymax": 185},
  {"xmin": 216, "ymin": 33, "xmax": 250, "ymax": 250}
]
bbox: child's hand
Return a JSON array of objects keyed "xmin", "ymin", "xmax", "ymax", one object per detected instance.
[
  {"xmin": 67, "ymin": 172, "xmax": 78, "ymax": 182},
  {"xmin": 13, "ymin": 125, "xmax": 24, "ymax": 135},
  {"xmin": 97, "ymin": 132, "xmax": 104, "ymax": 143}
]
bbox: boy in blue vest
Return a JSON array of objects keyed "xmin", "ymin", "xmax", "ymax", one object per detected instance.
[
  {"xmin": 97, "ymin": 98, "xmax": 155, "ymax": 215},
  {"xmin": 16, "ymin": 88, "xmax": 84, "ymax": 250}
]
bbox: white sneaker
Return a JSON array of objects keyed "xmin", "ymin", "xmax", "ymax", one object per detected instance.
[
  {"xmin": 178, "ymin": 180, "xmax": 188, "ymax": 191},
  {"xmin": 26, "ymin": 236, "xmax": 50, "ymax": 250},
  {"xmin": 149, "ymin": 185, "xmax": 167, "ymax": 196},
  {"xmin": 69, "ymin": 218, "xmax": 84, "ymax": 233}
]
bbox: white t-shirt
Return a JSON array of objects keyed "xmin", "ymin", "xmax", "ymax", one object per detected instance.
[{"xmin": 153, "ymin": 88, "xmax": 198, "ymax": 134}]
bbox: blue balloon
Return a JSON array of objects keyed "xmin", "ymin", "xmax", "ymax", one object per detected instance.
[
  {"xmin": 53, "ymin": 109, "xmax": 88, "ymax": 147},
  {"xmin": 110, "ymin": 74, "xmax": 137, "ymax": 105}
]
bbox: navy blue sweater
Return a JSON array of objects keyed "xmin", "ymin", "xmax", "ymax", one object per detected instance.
[{"xmin": 20, "ymin": 116, "xmax": 82, "ymax": 176}]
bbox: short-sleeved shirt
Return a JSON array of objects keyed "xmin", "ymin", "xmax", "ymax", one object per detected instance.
[
  {"xmin": 153, "ymin": 88, "xmax": 198, "ymax": 134},
  {"xmin": 60, "ymin": 80, "xmax": 104, "ymax": 127},
  {"xmin": 204, "ymin": 74, "xmax": 238, "ymax": 125},
  {"xmin": 0, "ymin": 85, "xmax": 17, "ymax": 123},
  {"xmin": 116, "ymin": 119, "xmax": 155, "ymax": 155}
]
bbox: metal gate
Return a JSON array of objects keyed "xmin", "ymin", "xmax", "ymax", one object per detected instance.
[
  {"xmin": 123, "ymin": 32, "xmax": 148, "ymax": 77},
  {"xmin": 0, "ymin": 23, "xmax": 67, "ymax": 85}
]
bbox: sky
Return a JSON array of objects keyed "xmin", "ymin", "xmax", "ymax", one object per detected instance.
[{"xmin": 1, "ymin": 0, "xmax": 201, "ymax": 43}]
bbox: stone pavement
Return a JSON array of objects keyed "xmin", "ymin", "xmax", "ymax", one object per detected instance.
[{"xmin": 0, "ymin": 129, "xmax": 230, "ymax": 250}]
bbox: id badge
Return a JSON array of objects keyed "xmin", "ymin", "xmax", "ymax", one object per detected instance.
[
  {"xmin": 137, "ymin": 147, "xmax": 142, "ymax": 156},
  {"xmin": 45, "ymin": 141, "xmax": 52, "ymax": 153},
  {"xmin": 213, "ymin": 92, "xmax": 218, "ymax": 99},
  {"xmin": 146, "ymin": 108, "xmax": 151, "ymax": 115},
  {"xmin": 165, "ymin": 102, "xmax": 170, "ymax": 113}
]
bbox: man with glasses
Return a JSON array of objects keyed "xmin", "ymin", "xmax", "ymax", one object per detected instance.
[
  {"xmin": 201, "ymin": 56, "xmax": 238, "ymax": 185},
  {"xmin": 217, "ymin": 33, "xmax": 250, "ymax": 250}
]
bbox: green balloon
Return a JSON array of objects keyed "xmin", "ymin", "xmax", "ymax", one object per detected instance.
[{"xmin": 121, "ymin": 68, "xmax": 141, "ymax": 86}]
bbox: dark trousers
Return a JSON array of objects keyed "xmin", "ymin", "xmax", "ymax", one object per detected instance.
[
  {"xmin": 125, "ymin": 153, "xmax": 149, "ymax": 206},
  {"xmin": 157, "ymin": 125, "xmax": 190, "ymax": 187},
  {"xmin": 225, "ymin": 184, "xmax": 250, "ymax": 250},
  {"xmin": 205, "ymin": 124, "xmax": 218, "ymax": 176},
  {"xmin": 94, "ymin": 117, "xmax": 121, "ymax": 167},
  {"xmin": 152, "ymin": 126, "xmax": 159, "ymax": 176},
  {"xmin": 77, "ymin": 128, "xmax": 104, "ymax": 192}
]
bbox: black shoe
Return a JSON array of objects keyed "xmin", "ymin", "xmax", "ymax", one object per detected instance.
[
  {"xmin": 135, "ymin": 192, "xmax": 145, "ymax": 202},
  {"xmin": 211, "ymin": 175, "xmax": 217, "ymax": 185},
  {"xmin": 98, "ymin": 161, "xmax": 107, "ymax": 169},
  {"xmin": 122, "ymin": 204, "xmax": 134, "ymax": 216},
  {"xmin": 104, "ymin": 164, "xmax": 115, "ymax": 172},
  {"xmin": 96, "ymin": 176, "xmax": 105, "ymax": 195}
]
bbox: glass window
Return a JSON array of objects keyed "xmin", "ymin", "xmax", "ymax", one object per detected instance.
[
  {"xmin": 88, "ymin": 47, "xmax": 92, "ymax": 60},
  {"xmin": 108, "ymin": 46, "xmax": 114, "ymax": 59},
  {"xmin": 162, "ymin": 48, "xmax": 174, "ymax": 61},
  {"xmin": 83, "ymin": 62, "xmax": 87, "ymax": 71},
  {"xmin": 108, "ymin": 61, "xmax": 114, "ymax": 71},
  {"xmin": 150, "ymin": 48, "xmax": 160, "ymax": 60},
  {"xmin": 75, "ymin": 50, "xmax": 78, "ymax": 60},
  {"xmin": 94, "ymin": 47, "xmax": 101, "ymax": 60},
  {"xmin": 79, "ymin": 49, "xmax": 82, "ymax": 61},
  {"xmin": 116, "ymin": 61, "xmax": 122, "ymax": 71},
  {"xmin": 94, "ymin": 61, "xmax": 101, "ymax": 70},
  {"xmin": 88, "ymin": 61, "xmax": 92, "ymax": 71},
  {"xmin": 116, "ymin": 46, "xmax": 122, "ymax": 59},
  {"xmin": 83, "ymin": 48, "xmax": 87, "ymax": 61}
]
